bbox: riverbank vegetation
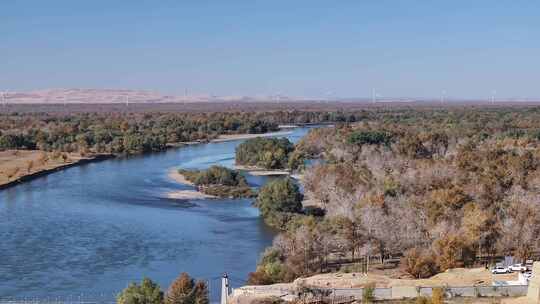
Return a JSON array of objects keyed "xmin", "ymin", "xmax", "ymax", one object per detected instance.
[
  {"xmin": 255, "ymin": 178, "xmax": 306, "ymax": 228},
  {"xmin": 249, "ymin": 106, "xmax": 540, "ymax": 285},
  {"xmin": 179, "ymin": 165, "xmax": 255, "ymax": 198},
  {"xmin": 0, "ymin": 112, "xmax": 281, "ymax": 155},
  {"xmin": 117, "ymin": 273, "xmax": 208, "ymax": 304},
  {"xmin": 235, "ymin": 138, "xmax": 296, "ymax": 170},
  {"xmin": 0, "ymin": 109, "xmax": 369, "ymax": 156}
]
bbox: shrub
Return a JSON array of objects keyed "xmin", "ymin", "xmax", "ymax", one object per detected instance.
[
  {"xmin": 247, "ymin": 248, "xmax": 295, "ymax": 285},
  {"xmin": 362, "ymin": 284, "xmax": 375, "ymax": 303},
  {"xmin": 431, "ymin": 288, "xmax": 444, "ymax": 304},
  {"xmin": 415, "ymin": 296, "xmax": 430, "ymax": 304}
]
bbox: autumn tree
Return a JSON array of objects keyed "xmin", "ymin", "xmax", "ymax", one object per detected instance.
[
  {"xmin": 166, "ymin": 273, "xmax": 208, "ymax": 304},
  {"xmin": 403, "ymin": 248, "xmax": 438, "ymax": 279}
]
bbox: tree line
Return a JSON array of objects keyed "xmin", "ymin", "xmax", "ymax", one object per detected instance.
[{"xmin": 0, "ymin": 110, "xmax": 369, "ymax": 156}]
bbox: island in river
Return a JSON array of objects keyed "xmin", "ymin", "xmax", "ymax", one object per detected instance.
[{"xmin": 173, "ymin": 165, "xmax": 256, "ymax": 199}]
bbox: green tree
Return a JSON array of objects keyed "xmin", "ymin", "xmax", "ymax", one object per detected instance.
[
  {"xmin": 255, "ymin": 178, "xmax": 303, "ymax": 227},
  {"xmin": 117, "ymin": 278, "xmax": 164, "ymax": 304}
]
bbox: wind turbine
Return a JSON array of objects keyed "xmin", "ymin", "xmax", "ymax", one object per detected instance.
[
  {"xmin": 440, "ymin": 90, "xmax": 446, "ymax": 104},
  {"xmin": 491, "ymin": 90, "xmax": 497, "ymax": 104},
  {"xmin": 326, "ymin": 90, "xmax": 333, "ymax": 103},
  {"xmin": 371, "ymin": 88, "xmax": 376, "ymax": 103},
  {"xmin": 1, "ymin": 91, "xmax": 6, "ymax": 107},
  {"xmin": 125, "ymin": 95, "xmax": 129, "ymax": 107},
  {"xmin": 275, "ymin": 92, "xmax": 282, "ymax": 103}
]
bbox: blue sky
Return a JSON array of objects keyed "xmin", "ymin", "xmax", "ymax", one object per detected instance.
[{"xmin": 1, "ymin": 1, "xmax": 539, "ymax": 99}]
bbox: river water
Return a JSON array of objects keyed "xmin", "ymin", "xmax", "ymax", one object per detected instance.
[{"xmin": 0, "ymin": 127, "xmax": 310, "ymax": 302}]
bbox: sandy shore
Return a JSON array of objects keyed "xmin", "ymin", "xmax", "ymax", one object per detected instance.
[
  {"xmin": 211, "ymin": 131, "xmax": 293, "ymax": 143},
  {"xmin": 277, "ymin": 124, "xmax": 299, "ymax": 129},
  {"xmin": 168, "ymin": 169, "xmax": 195, "ymax": 185},
  {"xmin": 167, "ymin": 190, "xmax": 216, "ymax": 200},
  {"xmin": 234, "ymin": 165, "xmax": 291, "ymax": 176},
  {"xmin": 166, "ymin": 169, "xmax": 218, "ymax": 199},
  {"xmin": 0, "ymin": 151, "xmax": 113, "ymax": 190}
]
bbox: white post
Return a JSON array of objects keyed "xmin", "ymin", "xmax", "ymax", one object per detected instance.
[{"xmin": 221, "ymin": 273, "xmax": 230, "ymax": 304}]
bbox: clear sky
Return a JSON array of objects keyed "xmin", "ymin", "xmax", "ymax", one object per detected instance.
[{"xmin": 1, "ymin": 1, "xmax": 539, "ymax": 99}]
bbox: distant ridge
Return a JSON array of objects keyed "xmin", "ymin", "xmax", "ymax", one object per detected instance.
[
  {"xmin": 1, "ymin": 88, "xmax": 538, "ymax": 104},
  {"xmin": 0, "ymin": 88, "xmax": 305, "ymax": 104}
]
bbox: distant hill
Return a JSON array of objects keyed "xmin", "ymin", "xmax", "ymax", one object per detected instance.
[
  {"xmin": 1, "ymin": 89, "xmax": 538, "ymax": 105},
  {"xmin": 0, "ymin": 88, "xmax": 303, "ymax": 104}
]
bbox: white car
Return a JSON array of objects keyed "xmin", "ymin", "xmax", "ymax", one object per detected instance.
[
  {"xmin": 492, "ymin": 266, "xmax": 510, "ymax": 274},
  {"xmin": 509, "ymin": 263, "xmax": 527, "ymax": 272}
]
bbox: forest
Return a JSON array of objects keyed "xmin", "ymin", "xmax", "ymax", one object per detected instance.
[{"xmin": 248, "ymin": 106, "xmax": 540, "ymax": 284}]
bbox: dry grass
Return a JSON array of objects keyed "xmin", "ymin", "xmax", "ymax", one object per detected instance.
[
  {"xmin": 295, "ymin": 268, "xmax": 518, "ymax": 289},
  {"xmin": 0, "ymin": 150, "xmax": 86, "ymax": 186}
]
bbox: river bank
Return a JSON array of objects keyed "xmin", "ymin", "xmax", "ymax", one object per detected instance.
[
  {"xmin": 211, "ymin": 131, "xmax": 293, "ymax": 143},
  {"xmin": 0, "ymin": 151, "xmax": 114, "ymax": 190},
  {"xmin": 234, "ymin": 165, "xmax": 291, "ymax": 176}
]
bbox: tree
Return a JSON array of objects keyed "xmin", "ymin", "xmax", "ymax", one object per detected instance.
[
  {"xmin": 166, "ymin": 273, "xmax": 208, "ymax": 304},
  {"xmin": 255, "ymin": 178, "xmax": 303, "ymax": 227},
  {"xmin": 193, "ymin": 281, "xmax": 209, "ymax": 304},
  {"xmin": 432, "ymin": 234, "xmax": 473, "ymax": 271},
  {"xmin": 403, "ymin": 248, "xmax": 438, "ymax": 279},
  {"xmin": 347, "ymin": 130, "xmax": 393, "ymax": 147},
  {"xmin": 117, "ymin": 278, "xmax": 164, "ymax": 304}
]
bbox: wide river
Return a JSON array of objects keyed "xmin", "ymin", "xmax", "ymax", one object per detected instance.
[{"xmin": 0, "ymin": 127, "xmax": 311, "ymax": 302}]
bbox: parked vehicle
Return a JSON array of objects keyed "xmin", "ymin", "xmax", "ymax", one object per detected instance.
[
  {"xmin": 525, "ymin": 260, "xmax": 534, "ymax": 271},
  {"xmin": 509, "ymin": 263, "xmax": 527, "ymax": 272},
  {"xmin": 492, "ymin": 266, "xmax": 510, "ymax": 274}
]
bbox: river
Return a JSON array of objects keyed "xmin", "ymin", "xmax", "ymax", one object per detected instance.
[{"xmin": 0, "ymin": 127, "xmax": 311, "ymax": 302}]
